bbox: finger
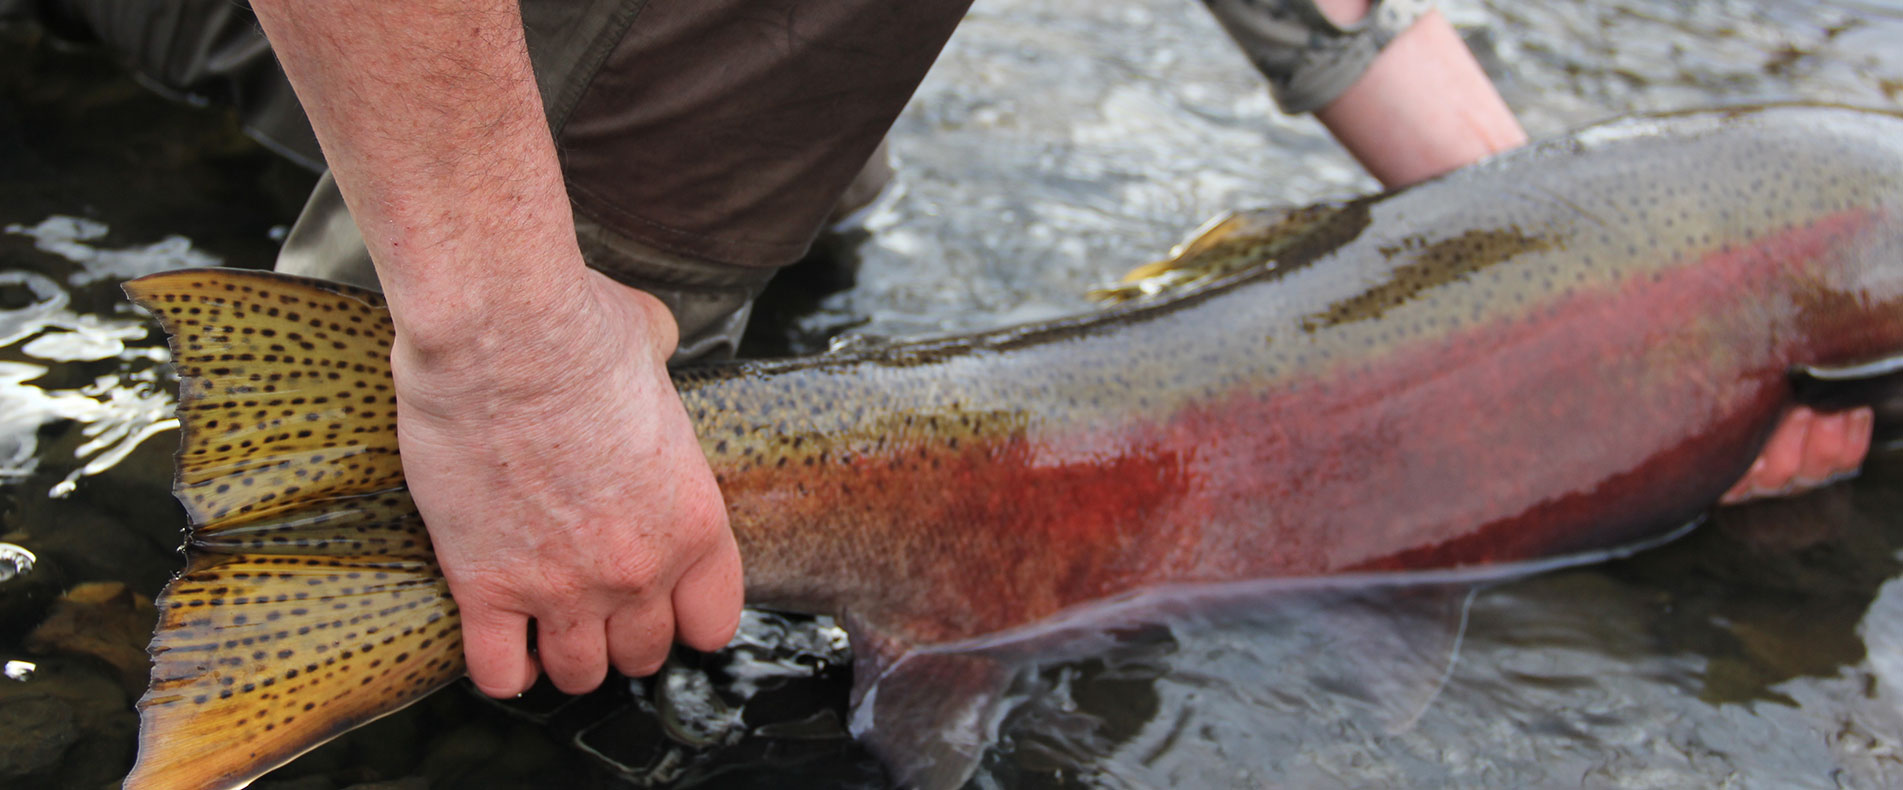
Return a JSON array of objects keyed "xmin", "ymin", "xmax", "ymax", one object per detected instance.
[
  {"xmin": 536, "ymin": 615, "xmax": 610, "ymax": 694},
  {"xmin": 1720, "ymin": 456, "xmax": 1766, "ymax": 504},
  {"xmin": 1841, "ymin": 406, "xmax": 1875, "ymax": 475},
  {"xmin": 1723, "ymin": 408, "xmax": 1810, "ymax": 504},
  {"xmin": 672, "ymin": 539, "xmax": 744, "ymax": 653},
  {"xmin": 461, "ymin": 606, "xmax": 538, "ymax": 698},
  {"xmin": 606, "ymin": 604, "xmax": 675, "ymax": 677},
  {"xmin": 1756, "ymin": 407, "xmax": 1812, "ymax": 495},
  {"xmin": 1796, "ymin": 409, "xmax": 1852, "ymax": 485}
]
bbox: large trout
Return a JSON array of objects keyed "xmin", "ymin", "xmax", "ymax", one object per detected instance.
[{"xmin": 121, "ymin": 104, "xmax": 1903, "ymax": 789}]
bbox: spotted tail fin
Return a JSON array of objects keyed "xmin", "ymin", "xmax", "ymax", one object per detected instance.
[{"xmin": 121, "ymin": 269, "xmax": 462, "ymax": 790}]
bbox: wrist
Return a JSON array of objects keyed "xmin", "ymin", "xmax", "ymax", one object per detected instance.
[
  {"xmin": 380, "ymin": 230, "xmax": 588, "ymax": 350},
  {"xmin": 389, "ymin": 266, "xmax": 680, "ymax": 397},
  {"xmin": 1317, "ymin": 10, "xmax": 1527, "ymax": 188}
]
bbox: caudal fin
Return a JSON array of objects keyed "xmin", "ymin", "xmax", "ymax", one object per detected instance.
[{"xmin": 121, "ymin": 269, "xmax": 462, "ymax": 790}]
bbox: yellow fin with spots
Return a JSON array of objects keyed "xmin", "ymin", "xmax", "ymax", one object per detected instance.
[
  {"xmin": 121, "ymin": 269, "xmax": 462, "ymax": 790},
  {"xmin": 1088, "ymin": 204, "xmax": 1344, "ymax": 305}
]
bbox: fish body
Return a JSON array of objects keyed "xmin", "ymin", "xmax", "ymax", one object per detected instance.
[
  {"xmin": 122, "ymin": 104, "xmax": 1903, "ymax": 789},
  {"xmin": 698, "ymin": 103, "xmax": 1903, "ymax": 639}
]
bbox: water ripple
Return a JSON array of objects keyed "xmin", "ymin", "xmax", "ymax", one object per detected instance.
[{"xmin": 2, "ymin": 217, "xmax": 185, "ymax": 496}]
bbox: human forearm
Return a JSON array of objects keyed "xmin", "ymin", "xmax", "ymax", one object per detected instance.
[
  {"xmin": 249, "ymin": 0, "xmax": 661, "ymax": 361},
  {"xmin": 1313, "ymin": 3, "xmax": 1526, "ymax": 188}
]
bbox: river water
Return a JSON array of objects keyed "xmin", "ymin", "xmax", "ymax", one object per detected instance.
[{"xmin": 2, "ymin": 0, "xmax": 1902, "ymax": 788}]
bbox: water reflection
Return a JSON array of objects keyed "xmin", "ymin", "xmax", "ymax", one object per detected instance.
[
  {"xmin": 8, "ymin": 216, "xmax": 222, "ymax": 287},
  {"xmin": 0, "ymin": 543, "xmax": 34, "ymax": 583},
  {"xmin": 2, "ymin": 659, "xmax": 35, "ymax": 682},
  {"xmin": 972, "ymin": 465, "xmax": 1903, "ymax": 788},
  {"xmin": 0, "ymin": 220, "xmax": 178, "ymax": 497}
]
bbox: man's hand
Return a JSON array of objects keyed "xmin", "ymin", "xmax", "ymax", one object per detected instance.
[
  {"xmin": 392, "ymin": 269, "xmax": 742, "ymax": 696},
  {"xmin": 1722, "ymin": 406, "xmax": 1875, "ymax": 505},
  {"xmin": 249, "ymin": 0, "xmax": 742, "ymax": 696}
]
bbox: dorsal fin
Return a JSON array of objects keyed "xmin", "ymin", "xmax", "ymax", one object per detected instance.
[
  {"xmin": 1087, "ymin": 204, "xmax": 1344, "ymax": 304},
  {"xmin": 121, "ymin": 269, "xmax": 463, "ymax": 790}
]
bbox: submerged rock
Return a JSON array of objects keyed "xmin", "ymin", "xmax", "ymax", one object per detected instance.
[
  {"xmin": 0, "ymin": 658, "xmax": 135, "ymax": 788},
  {"xmin": 0, "ymin": 694, "xmax": 78, "ymax": 782},
  {"xmin": 0, "ymin": 537, "xmax": 62, "ymax": 638},
  {"xmin": 25, "ymin": 580, "xmax": 157, "ymax": 696}
]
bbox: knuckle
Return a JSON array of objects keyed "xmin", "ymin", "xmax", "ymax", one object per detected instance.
[
  {"xmin": 448, "ymin": 588, "xmax": 531, "ymax": 630},
  {"xmin": 598, "ymin": 550, "xmax": 663, "ymax": 594},
  {"xmin": 519, "ymin": 572, "xmax": 589, "ymax": 607},
  {"xmin": 689, "ymin": 514, "xmax": 738, "ymax": 558},
  {"xmin": 440, "ymin": 566, "xmax": 508, "ymax": 602},
  {"xmin": 680, "ymin": 490, "xmax": 731, "ymax": 534}
]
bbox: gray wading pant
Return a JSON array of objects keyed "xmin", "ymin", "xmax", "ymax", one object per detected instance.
[{"xmin": 14, "ymin": 0, "xmax": 1428, "ymax": 360}]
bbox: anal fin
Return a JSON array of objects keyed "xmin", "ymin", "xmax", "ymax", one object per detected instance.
[{"xmin": 851, "ymin": 650, "xmax": 1016, "ymax": 790}]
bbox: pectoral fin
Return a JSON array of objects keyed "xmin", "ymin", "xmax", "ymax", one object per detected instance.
[
  {"xmin": 843, "ymin": 613, "xmax": 1020, "ymax": 790},
  {"xmin": 1277, "ymin": 583, "xmax": 1477, "ymax": 734},
  {"xmin": 836, "ymin": 581, "xmax": 1478, "ymax": 787}
]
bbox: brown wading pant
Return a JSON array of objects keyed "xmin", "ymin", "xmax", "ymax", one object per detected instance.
[{"xmin": 13, "ymin": 0, "xmax": 1429, "ymax": 361}]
